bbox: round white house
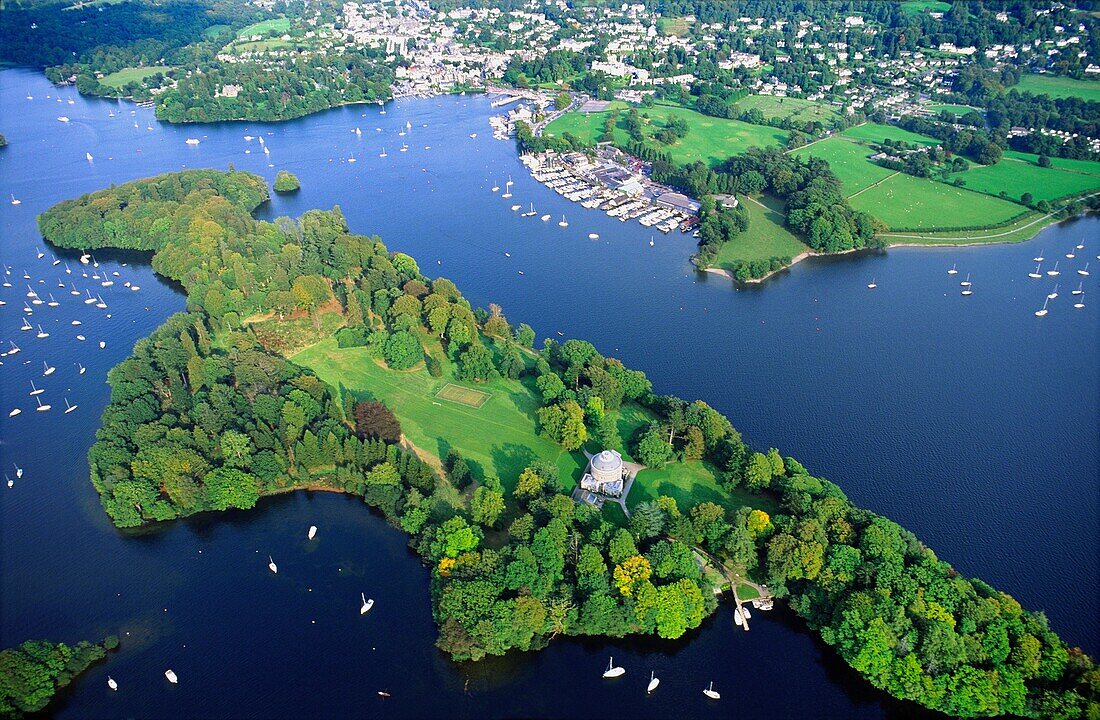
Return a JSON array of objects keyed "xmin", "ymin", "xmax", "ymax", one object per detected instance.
[{"xmin": 590, "ymin": 450, "xmax": 624, "ymax": 485}]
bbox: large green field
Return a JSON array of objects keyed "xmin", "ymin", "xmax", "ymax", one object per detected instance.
[
  {"xmin": 900, "ymin": 1, "xmax": 951, "ymax": 14},
  {"xmin": 951, "ymin": 157, "xmax": 1100, "ymax": 203},
  {"xmin": 292, "ymin": 335, "xmax": 750, "ymax": 514},
  {"xmin": 237, "ymin": 17, "xmax": 291, "ymax": 38},
  {"xmin": 713, "ymin": 195, "xmax": 809, "ymax": 269},
  {"xmin": 98, "ymin": 66, "xmax": 173, "ymax": 88},
  {"xmin": 793, "ymin": 137, "xmax": 896, "ymax": 194},
  {"xmin": 928, "ymin": 104, "xmax": 981, "ymax": 116},
  {"xmin": 841, "ymin": 123, "xmax": 941, "ymax": 147},
  {"xmin": 1014, "ymin": 74, "xmax": 1100, "ymax": 102},
  {"xmin": 544, "ymin": 103, "xmax": 787, "ymax": 167},
  {"xmin": 849, "ymin": 173, "xmax": 1025, "ymax": 230},
  {"xmin": 733, "ymin": 94, "xmax": 841, "ymax": 125},
  {"xmin": 1004, "ymin": 150, "xmax": 1100, "ymax": 178}
]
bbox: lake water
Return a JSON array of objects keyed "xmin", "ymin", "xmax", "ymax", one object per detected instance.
[{"xmin": 0, "ymin": 67, "xmax": 1096, "ymax": 718}]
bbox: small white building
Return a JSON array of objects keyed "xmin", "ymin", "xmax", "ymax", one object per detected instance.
[{"xmin": 580, "ymin": 450, "xmax": 625, "ymax": 497}]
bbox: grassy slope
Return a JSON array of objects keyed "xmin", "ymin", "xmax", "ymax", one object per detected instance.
[
  {"xmin": 793, "ymin": 137, "xmax": 896, "ymax": 195},
  {"xmin": 1004, "ymin": 150, "xmax": 1100, "ymax": 178},
  {"xmin": 237, "ymin": 17, "xmax": 291, "ymax": 38},
  {"xmin": 544, "ymin": 103, "xmax": 787, "ymax": 167},
  {"xmin": 841, "ymin": 123, "xmax": 941, "ymax": 147},
  {"xmin": 733, "ymin": 94, "xmax": 841, "ymax": 124},
  {"xmin": 713, "ymin": 195, "xmax": 809, "ymax": 268},
  {"xmin": 99, "ymin": 66, "xmax": 174, "ymax": 88},
  {"xmin": 1014, "ymin": 74, "xmax": 1100, "ymax": 102},
  {"xmin": 292, "ymin": 336, "xmax": 755, "ymax": 514},
  {"xmin": 850, "ymin": 173, "xmax": 1025, "ymax": 229},
  {"xmin": 951, "ymin": 157, "xmax": 1100, "ymax": 203}
]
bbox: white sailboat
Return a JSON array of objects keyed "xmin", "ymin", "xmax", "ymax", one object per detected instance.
[
  {"xmin": 589, "ymin": 233, "xmax": 599, "ymax": 240},
  {"xmin": 268, "ymin": 556, "xmax": 278, "ymax": 574},
  {"xmin": 1072, "ymin": 282, "xmax": 1084, "ymax": 296},
  {"xmin": 1033, "ymin": 251, "xmax": 1045, "ymax": 262},
  {"xmin": 947, "ymin": 263, "xmax": 958, "ymax": 275},
  {"xmin": 1066, "ymin": 248, "xmax": 1076, "ymax": 259},
  {"xmin": 64, "ymin": 398, "xmax": 77, "ymax": 414},
  {"xmin": 867, "ymin": 278, "xmax": 877, "ymax": 289},
  {"xmin": 647, "ymin": 671, "xmax": 660, "ymax": 694},
  {"xmin": 107, "ymin": 676, "xmax": 117, "ymax": 691},
  {"xmin": 491, "ymin": 181, "xmax": 499, "ymax": 192},
  {"xmin": 360, "ymin": 593, "xmax": 374, "ymax": 614},
  {"xmin": 1028, "ymin": 263, "xmax": 1042, "ymax": 279},
  {"xmin": 14, "ymin": 464, "xmax": 23, "ymax": 478},
  {"xmin": 558, "ymin": 214, "xmax": 568, "ymax": 228},
  {"xmin": 308, "ymin": 525, "xmax": 317, "ymax": 540},
  {"xmin": 6, "ymin": 475, "xmax": 12, "ymax": 486},
  {"xmin": 99, "ymin": 341, "xmax": 106, "ymax": 348},
  {"xmin": 1078, "ymin": 262, "xmax": 1090, "ymax": 277},
  {"xmin": 77, "ymin": 363, "xmax": 86, "ymax": 374},
  {"xmin": 1076, "ymin": 240, "xmax": 1085, "ymax": 251},
  {"xmin": 1035, "ymin": 298, "xmax": 1049, "ymax": 317},
  {"xmin": 541, "ymin": 214, "xmax": 551, "ymax": 221},
  {"xmin": 47, "ymin": 294, "xmax": 59, "ymax": 307},
  {"xmin": 36, "ymin": 397, "xmax": 51, "ymax": 412},
  {"xmin": 1074, "ymin": 291, "xmax": 1085, "ymax": 310},
  {"xmin": 165, "ymin": 669, "xmax": 178, "ymax": 684},
  {"xmin": 602, "ymin": 656, "xmax": 625, "ymax": 678},
  {"xmin": 379, "ymin": 147, "xmax": 387, "ymax": 158},
  {"xmin": 8, "ymin": 409, "xmax": 20, "ymax": 417},
  {"xmin": 961, "ymin": 282, "xmax": 973, "ymax": 297},
  {"xmin": 84, "ymin": 290, "xmax": 97, "ymax": 304},
  {"xmin": 29, "ymin": 381, "xmax": 43, "ymax": 396},
  {"xmin": 72, "ymin": 320, "xmax": 82, "ymax": 326},
  {"xmin": 95, "ymin": 294, "xmax": 107, "ymax": 309},
  {"xmin": 1048, "ymin": 284, "xmax": 1059, "ymax": 300},
  {"xmin": 20, "ymin": 318, "xmax": 32, "ymax": 331},
  {"xmin": 86, "ymin": 152, "xmax": 93, "ymax": 161},
  {"xmin": 960, "ymin": 273, "xmax": 971, "ymax": 287},
  {"xmin": 703, "ymin": 681, "xmax": 721, "ymax": 700},
  {"xmin": 10, "ymin": 194, "xmax": 21, "ymax": 205},
  {"xmin": 36, "ymin": 247, "xmax": 44, "ymax": 259},
  {"xmin": 1047, "ymin": 261, "xmax": 1060, "ymax": 276},
  {"xmin": 36, "ymin": 325, "xmax": 49, "ymax": 339}
]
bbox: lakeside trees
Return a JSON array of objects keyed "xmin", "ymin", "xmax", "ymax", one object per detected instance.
[
  {"xmin": 37, "ymin": 170, "xmax": 1098, "ymax": 718},
  {"xmin": 0, "ymin": 637, "xmax": 118, "ymax": 717}
]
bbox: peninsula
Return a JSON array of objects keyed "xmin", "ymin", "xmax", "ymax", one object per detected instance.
[{"xmin": 36, "ymin": 170, "xmax": 1099, "ymax": 718}]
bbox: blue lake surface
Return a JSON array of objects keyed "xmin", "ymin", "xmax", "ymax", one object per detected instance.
[{"xmin": 0, "ymin": 67, "xmax": 1096, "ymax": 718}]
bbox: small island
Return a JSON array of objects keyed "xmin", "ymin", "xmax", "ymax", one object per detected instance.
[
  {"xmin": 37, "ymin": 170, "xmax": 1098, "ymax": 718},
  {"xmin": 273, "ymin": 170, "xmax": 301, "ymax": 193},
  {"xmin": 0, "ymin": 636, "xmax": 118, "ymax": 717}
]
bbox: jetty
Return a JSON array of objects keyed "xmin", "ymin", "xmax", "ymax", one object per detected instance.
[{"xmin": 694, "ymin": 546, "xmax": 774, "ymax": 632}]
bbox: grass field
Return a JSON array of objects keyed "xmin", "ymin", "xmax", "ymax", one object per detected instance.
[
  {"xmin": 951, "ymin": 157, "xmax": 1100, "ymax": 203},
  {"xmin": 841, "ymin": 123, "xmax": 941, "ymax": 147},
  {"xmin": 630, "ymin": 461, "xmax": 778, "ymax": 516},
  {"xmin": 900, "ymin": 1, "xmax": 951, "ymax": 14},
  {"xmin": 657, "ymin": 16, "xmax": 692, "ymax": 36},
  {"xmin": 203, "ymin": 24, "xmax": 232, "ymax": 38},
  {"xmin": 292, "ymin": 336, "xmax": 732, "ymax": 506},
  {"xmin": 1014, "ymin": 74, "xmax": 1100, "ymax": 102},
  {"xmin": 98, "ymin": 66, "xmax": 173, "ymax": 88},
  {"xmin": 436, "ymin": 383, "xmax": 491, "ymax": 408},
  {"xmin": 713, "ymin": 195, "xmax": 809, "ymax": 269},
  {"xmin": 793, "ymin": 137, "xmax": 896, "ymax": 194},
  {"xmin": 733, "ymin": 95, "xmax": 841, "ymax": 125},
  {"xmin": 928, "ymin": 104, "xmax": 981, "ymax": 116},
  {"xmin": 544, "ymin": 102, "xmax": 787, "ymax": 167},
  {"xmin": 849, "ymin": 173, "xmax": 1026, "ymax": 230},
  {"xmin": 1004, "ymin": 150, "xmax": 1100, "ymax": 178},
  {"xmin": 881, "ymin": 211, "xmax": 1048, "ymax": 245},
  {"xmin": 232, "ymin": 39, "xmax": 301, "ymax": 54},
  {"xmin": 237, "ymin": 17, "xmax": 291, "ymax": 38}
]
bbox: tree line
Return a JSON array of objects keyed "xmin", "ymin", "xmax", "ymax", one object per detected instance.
[{"xmin": 0, "ymin": 637, "xmax": 119, "ymax": 717}]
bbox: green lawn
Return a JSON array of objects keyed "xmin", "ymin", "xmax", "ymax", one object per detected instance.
[
  {"xmin": 882, "ymin": 211, "xmax": 1047, "ymax": 245},
  {"xmin": 1004, "ymin": 150, "xmax": 1100, "ymax": 178},
  {"xmin": 232, "ymin": 39, "xmax": 302, "ymax": 54},
  {"xmin": 733, "ymin": 94, "xmax": 841, "ymax": 125},
  {"xmin": 237, "ymin": 17, "xmax": 291, "ymax": 38},
  {"xmin": 544, "ymin": 102, "xmax": 787, "ymax": 167},
  {"xmin": 1014, "ymin": 74, "xmax": 1100, "ymax": 102},
  {"xmin": 849, "ymin": 173, "xmax": 1026, "ymax": 230},
  {"xmin": 841, "ymin": 122, "xmax": 941, "ymax": 147},
  {"xmin": 98, "ymin": 66, "xmax": 173, "ymax": 88},
  {"xmin": 951, "ymin": 157, "xmax": 1100, "ymax": 203},
  {"xmin": 657, "ymin": 16, "xmax": 692, "ymax": 37},
  {"xmin": 203, "ymin": 24, "xmax": 232, "ymax": 38},
  {"xmin": 713, "ymin": 195, "xmax": 809, "ymax": 269},
  {"xmin": 928, "ymin": 104, "xmax": 981, "ymax": 116},
  {"xmin": 630, "ymin": 461, "xmax": 778, "ymax": 517},
  {"xmin": 793, "ymin": 137, "xmax": 896, "ymax": 194},
  {"xmin": 292, "ymin": 336, "xmax": 730, "ymax": 506},
  {"xmin": 900, "ymin": 1, "xmax": 951, "ymax": 14}
]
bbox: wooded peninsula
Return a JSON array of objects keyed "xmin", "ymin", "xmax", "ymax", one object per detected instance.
[{"xmin": 36, "ymin": 170, "xmax": 1099, "ymax": 718}]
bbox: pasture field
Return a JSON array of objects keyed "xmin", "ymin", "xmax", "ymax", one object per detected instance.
[
  {"xmin": 544, "ymin": 102, "xmax": 787, "ymax": 167},
  {"xmin": 900, "ymin": 1, "xmax": 951, "ymax": 14},
  {"xmin": 952, "ymin": 157, "xmax": 1100, "ymax": 203},
  {"xmin": 99, "ymin": 66, "xmax": 173, "ymax": 88},
  {"xmin": 733, "ymin": 94, "xmax": 841, "ymax": 125},
  {"xmin": 713, "ymin": 195, "xmax": 809, "ymax": 269},
  {"xmin": 841, "ymin": 123, "xmax": 941, "ymax": 147},
  {"xmin": 657, "ymin": 16, "xmax": 692, "ymax": 36},
  {"xmin": 793, "ymin": 137, "xmax": 896, "ymax": 194},
  {"xmin": 1004, "ymin": 151, "xmax": 1100, "ymax": 178},
  {"xmin": 237, "ymin": 17, "xmax": 291, "ymax": 38},
  {"xmin": 849, "ymin": 173, "xmax": 1025, "ymax": 230},
  {"xmin": 1014, "ymin": 74, "xmax": 1100, "ymax": 102}
]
